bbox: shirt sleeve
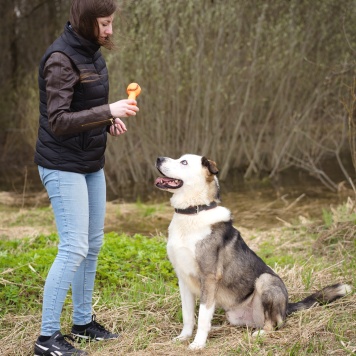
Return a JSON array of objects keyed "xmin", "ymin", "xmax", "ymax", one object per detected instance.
[{"xmin": 44, "ymin": 52, "xmax": 113, "ymax": 135}]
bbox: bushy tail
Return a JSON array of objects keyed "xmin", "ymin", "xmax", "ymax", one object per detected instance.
[{"xmin": 287, "ymin": 283, "xmax": 352, "ymax": 316}]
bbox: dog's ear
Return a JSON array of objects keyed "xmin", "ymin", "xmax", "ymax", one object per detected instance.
[{"xmin": 202, "ymin": 156, "xmax": 219, "ymax": 175}]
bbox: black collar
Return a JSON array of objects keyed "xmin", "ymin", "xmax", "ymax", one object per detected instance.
[{"xmin": 175, "ymin": 201, "xmax": 218, "ymax": 215}]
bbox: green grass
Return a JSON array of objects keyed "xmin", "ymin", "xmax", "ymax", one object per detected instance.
[{"xmin": 0, "ymin": 232, "xmax": 176, "ymax": 316}]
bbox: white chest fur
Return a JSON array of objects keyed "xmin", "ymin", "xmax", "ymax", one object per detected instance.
[{"xmin": 167, "ymin": 207, "xmax": 231, "ymax": 282}]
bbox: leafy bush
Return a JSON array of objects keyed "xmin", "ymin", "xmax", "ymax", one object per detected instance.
[
  {"xmin": 97, "ymin": 232, "xmax": 175, "ymax": 286},
  {"xmin": 0, "ymin": 232, "xmax": 175, "ymax": 316}
]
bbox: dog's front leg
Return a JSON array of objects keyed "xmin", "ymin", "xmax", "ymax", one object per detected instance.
[
  {"xmin": 189, "ymin": 275, "xmax": 217, "ymax": 350},
  {"xmin": 188, "ymin": 301, "xmax": 215, "ymax": 350},
  {"xmin": 174, "ymin": 279, "xmax": 196, "ymax": 341}
]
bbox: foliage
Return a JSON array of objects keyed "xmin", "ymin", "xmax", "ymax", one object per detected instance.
[
  {"xmin": 107, "ymin": 0, "xmax": 356, "ymax": 190},
  {"xmin": 1, "ymin": 1, "xmax": 356, "ymax": 192},
  {"xmin": 0, "ymin": 232, "xmax": 175, "ymax": 317},
  {"xmin": 97, "ymin": 232, "xmax": 175, "ymax": 287}
]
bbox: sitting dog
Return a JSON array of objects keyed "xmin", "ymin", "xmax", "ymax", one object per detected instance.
[{"xmin": 155, "ymin": 154, "xmax": 351, "ymax": 350}]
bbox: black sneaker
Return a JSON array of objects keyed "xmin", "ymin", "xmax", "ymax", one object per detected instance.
[
  {"xmin": 34, "ymin": 330, "xmax": 88, "ymax": 355},
  {"xmin": 71, "ymin": 315, "xmax": 119, "ymax": 341}
]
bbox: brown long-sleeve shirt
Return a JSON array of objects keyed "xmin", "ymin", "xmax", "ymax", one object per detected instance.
[{"xmin": 44, "ymin": 52, "xmax": 113, "ymax": 136}]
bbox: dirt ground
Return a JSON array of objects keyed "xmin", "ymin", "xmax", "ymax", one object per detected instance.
[{"xmin": 0, "ymin": 182, "xmax": 349, "ymax": 239}]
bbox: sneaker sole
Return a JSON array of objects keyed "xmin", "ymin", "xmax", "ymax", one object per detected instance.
[{"xmin": 72, "ymin": 333, "xmax": 118, "ymax": 341}]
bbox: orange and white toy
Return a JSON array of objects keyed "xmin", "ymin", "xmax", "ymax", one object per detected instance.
[{"xmin": 127, "ymin": 83, "xmax": 141, "ymax": 104}]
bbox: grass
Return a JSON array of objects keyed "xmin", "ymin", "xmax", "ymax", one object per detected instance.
[{"xmin": 0, "ymin": 195, "xmax": 355, "ymax": 355}]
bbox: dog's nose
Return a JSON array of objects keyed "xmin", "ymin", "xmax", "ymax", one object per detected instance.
[{"xmin": 156, "ymin": 157, "xmax": 165, "ymax": 167}]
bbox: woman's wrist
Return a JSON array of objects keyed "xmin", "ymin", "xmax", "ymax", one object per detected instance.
[{"xmin": 109, "ymin": 103, "xmax": 114, "ymax": 117}]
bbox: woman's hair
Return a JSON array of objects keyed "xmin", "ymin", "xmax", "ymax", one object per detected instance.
[{"xmin": 70, "ymin": 0, "xmax": 117, "ymax": 49}]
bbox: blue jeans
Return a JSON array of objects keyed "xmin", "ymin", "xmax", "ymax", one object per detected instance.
[{"xmin": 38, "ymin": 166, "xmax": 106, "ymax": 336}]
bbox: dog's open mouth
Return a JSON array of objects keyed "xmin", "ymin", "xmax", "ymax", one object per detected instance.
[{"xmin": 155, "ymin": 176, "xmax": 183, "ymax": 189}]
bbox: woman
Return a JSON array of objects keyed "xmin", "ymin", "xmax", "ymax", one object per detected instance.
[{"xmin": 33, "ymin": 1, "xmax": 138, "ymax": 355}]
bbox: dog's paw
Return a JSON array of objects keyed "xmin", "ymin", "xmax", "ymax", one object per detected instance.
[
  {"xmin": 252, "ymin": 329, "xmax": 266, "ymax": 337},
  {"xmin": 188, "ymin": 341, "xmax": 206, "ymax": 350}
]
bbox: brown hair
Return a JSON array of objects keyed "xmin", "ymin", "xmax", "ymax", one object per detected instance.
[{"xmin": 69, "ymin": 0, "xmax": 117, "ymax": 50}]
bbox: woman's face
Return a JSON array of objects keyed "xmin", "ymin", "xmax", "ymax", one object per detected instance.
[{"xmin": 96, "ymin": 15, "xmax": 114, "ymax": 45}]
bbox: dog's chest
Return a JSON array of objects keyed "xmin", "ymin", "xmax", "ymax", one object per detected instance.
[{"xmin": 167, "ymin": 215, "xmax": 211, "ymax": 277}]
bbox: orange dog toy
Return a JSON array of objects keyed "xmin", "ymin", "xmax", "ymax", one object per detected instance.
[{"xmin": 127, "ymin": 83, "xmax": 141, "ymax": 104}]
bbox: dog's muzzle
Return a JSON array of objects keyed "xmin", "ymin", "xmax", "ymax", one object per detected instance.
[{"xmin": 154, "ymin": 157, "xmax": 183, "ymax": 190}]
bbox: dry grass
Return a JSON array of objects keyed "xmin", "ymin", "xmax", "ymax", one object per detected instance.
[
  {"xmin": 1, "ymin": 264, "xmax": 354, "ymax": 356},
  {"xmin": 0, "ymin": 192, "xmax": 355, "ymax": 355}
]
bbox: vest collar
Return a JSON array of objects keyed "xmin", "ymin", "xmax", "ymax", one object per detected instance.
[{"xmin": 65, "ymin": 22, "xmax": 100, "ymax": 57}]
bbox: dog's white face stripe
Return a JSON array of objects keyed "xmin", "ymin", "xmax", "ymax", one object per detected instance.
[
  {"xmin": 158, "ymin": 154, "xmax": 207, "ymax": 184},
  {"xmin": 156, "ymin": 154, "xmax": 219, "ymax": 209}
]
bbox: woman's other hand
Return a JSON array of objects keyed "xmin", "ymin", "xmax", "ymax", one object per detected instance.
[
  {"xmin": 109, "ymin": 99, "xmax": 139, "ymax": 118},
  {"xmin": 109, "ymin": 118, "xmax": 127, "ymax": 136}
]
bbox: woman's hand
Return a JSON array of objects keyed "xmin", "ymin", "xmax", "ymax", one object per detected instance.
[
  {"xmin": 109, "ymin": 99, "xmax": 139, "ymax": 118},
  {"xmin": 109, "ymin": 118, "xmax": 127, "ymax": 136}
]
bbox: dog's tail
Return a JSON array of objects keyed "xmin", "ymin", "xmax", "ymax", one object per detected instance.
[{"xmin": 287, "ymin": 283, "xmax": 352, "ymax": 316}]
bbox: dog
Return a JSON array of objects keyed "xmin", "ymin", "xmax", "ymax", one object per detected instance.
[{"xmin": 154, "ymin": 154, "xmax": 352, "ymax": 350}]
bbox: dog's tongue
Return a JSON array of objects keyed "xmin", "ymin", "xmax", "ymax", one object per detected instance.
[{"xmin": 155, "ymin": 177, "xmax": 182, "ymax": 188}]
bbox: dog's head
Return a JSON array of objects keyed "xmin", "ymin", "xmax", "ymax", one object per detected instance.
[{"xmin": 155, "ymin": 154, "xmax": 220, "ymax": 207}]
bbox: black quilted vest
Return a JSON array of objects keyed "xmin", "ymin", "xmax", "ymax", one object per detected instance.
[{"xmin": 34, "ymin": 22, "xmax": 109, "ymax": 173}]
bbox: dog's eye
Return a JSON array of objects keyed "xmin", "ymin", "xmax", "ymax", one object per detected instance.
[{"xmin": 180, "ymin": 160, "xmax": 188, "ymax": 165}]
